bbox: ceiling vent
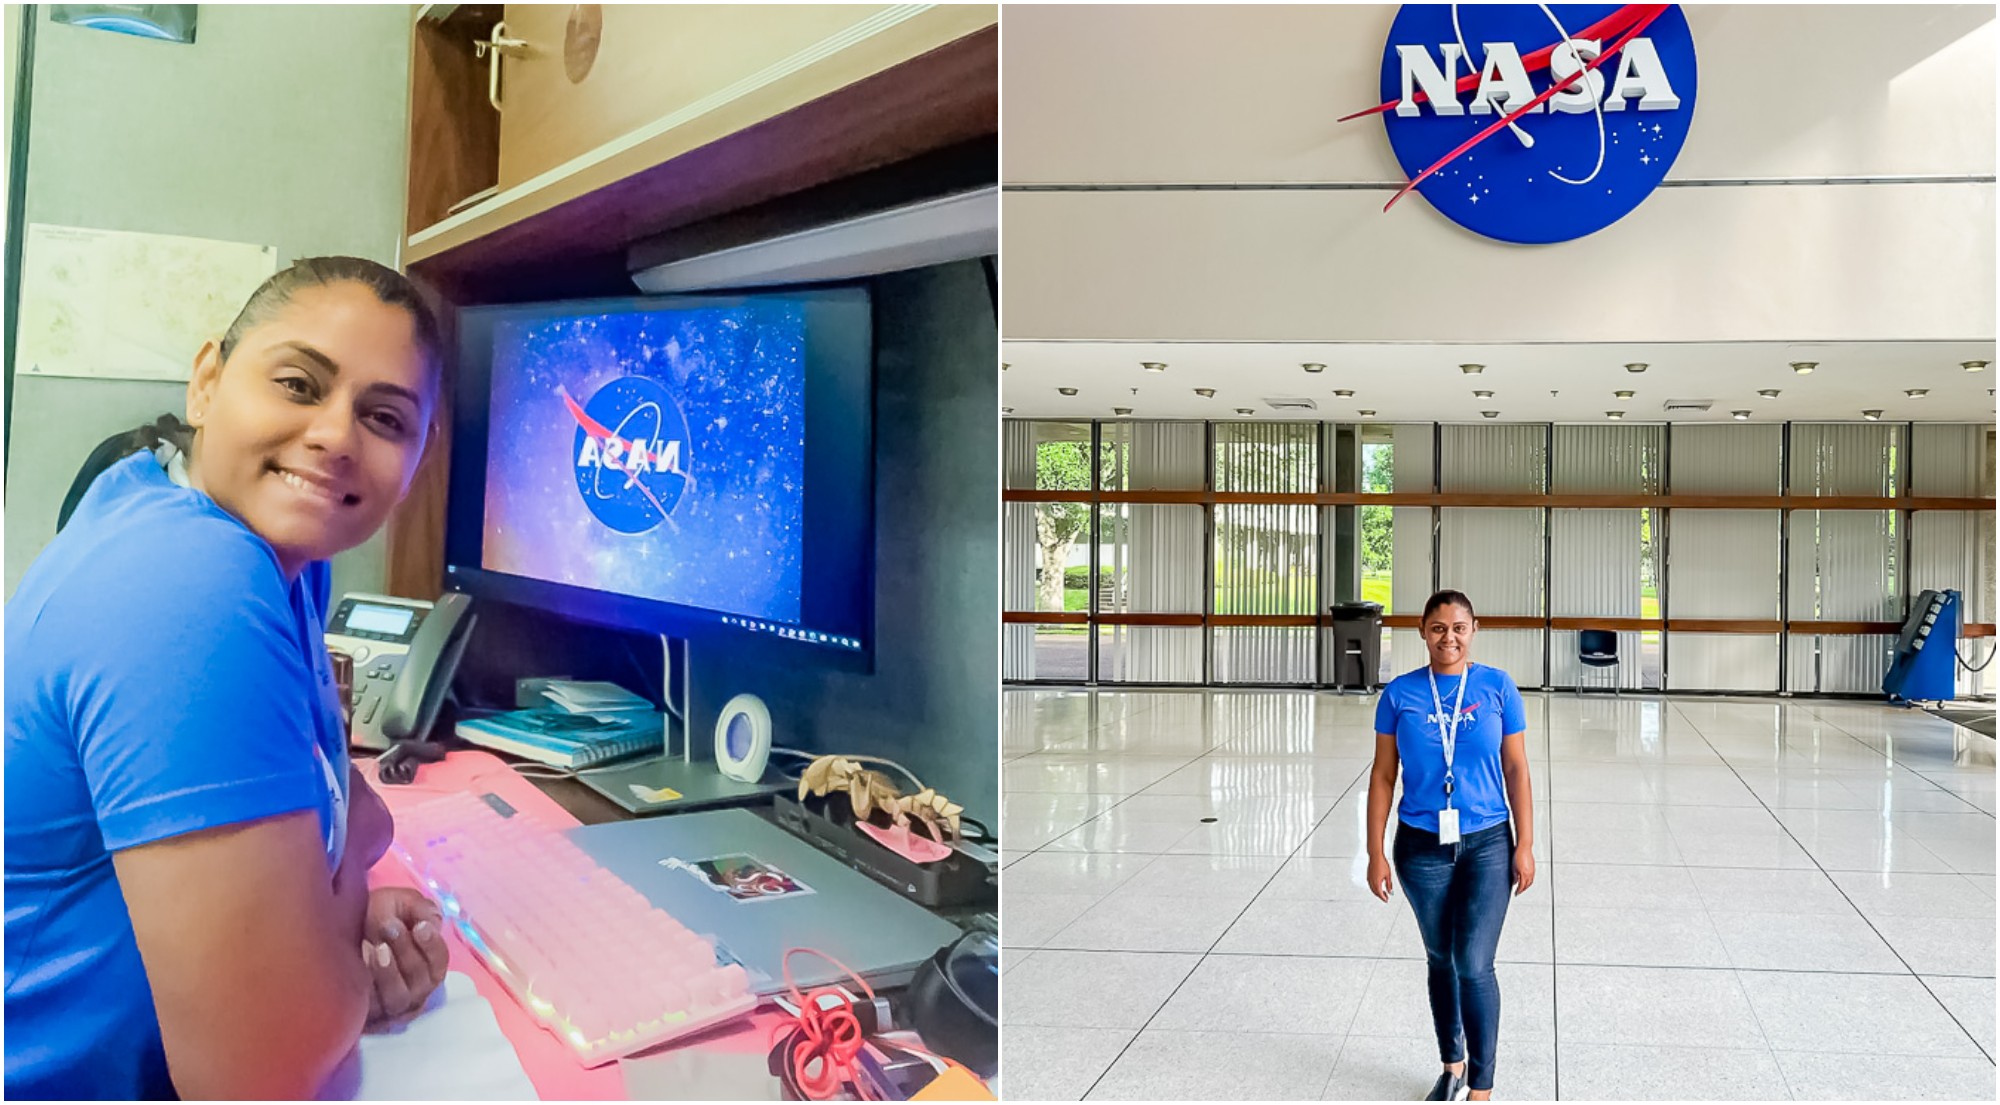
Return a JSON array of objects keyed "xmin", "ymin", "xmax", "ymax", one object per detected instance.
[
  {"xmin": 1661, "ymin": 398, "xmax": 1714, "ymax": 413},
  {"xmin": 1262, "ymin": 397, "xmax": 1319, "ymax": 412}
]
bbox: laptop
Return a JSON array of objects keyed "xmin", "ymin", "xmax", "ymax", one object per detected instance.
[
  {"xmin": 575, "ymin": 753, "xmax": 787, "ymax": 815},
  {"xmin": 567, "ymin": 808, "xmax": 964, "ymax": 995}
]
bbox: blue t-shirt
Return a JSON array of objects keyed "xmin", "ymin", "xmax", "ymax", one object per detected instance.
[
  {"xmin": 4, "ymin": 451, "xmax": 350, "ymax": 1100},
  {"xmin": 1374, "ymin": 662, "xmax": 1527, "ymax": 835}
]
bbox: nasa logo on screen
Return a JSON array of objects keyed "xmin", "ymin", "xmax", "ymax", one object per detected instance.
[
  {"xmin": 714, "ymin": 693, "xmax": 772, "ymax": 783},
  {"xmin": 1356, "ymin": 4, "xmax": 1698, "ymax": 244},
  {"xmin": 563, "ymin": 377, "xmax": 693, "ymax": 534}
]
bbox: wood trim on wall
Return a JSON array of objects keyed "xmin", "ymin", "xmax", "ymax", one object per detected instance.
[
  {"xmin": 1548, "ymin": 617, "xmax": 1665, "ymax": 632},
  {"xmin": 1787, "ymin": 621, "xmax": 1903, "ymax": 635},
  {"xmin": 1002, "ymin": 611, "xmax": 1088, "ymax": 625},
  {"xmin": 1964, "ymin": 624, "xmax": 1997, "ymax": 639},
  {"xmin": 1099, "ymin": 613, "xmax": 1206, "ymax": 627},
  {"xmin": 1001, "ymin": 488, "xmax": 1997, "ymax": 512},
  {"xmin": 1666, "ymin": 619, "xmax": 1785, "ymax": 634}
]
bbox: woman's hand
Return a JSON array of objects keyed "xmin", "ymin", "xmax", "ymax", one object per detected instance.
[
  {"xmin": 1367, "ymin": 851, "xmax": 1395, "ymax": 902},
  {"xmin": 362, "ymin": 887, "xmax": 449, "ymax": 1023},
  {"xmin": 1511, "ymin": 844, "xmax": 1536, "ymax": 896}
]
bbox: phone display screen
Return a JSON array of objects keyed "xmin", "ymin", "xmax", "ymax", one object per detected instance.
[{"xmin": 346, "ymin": 604, "xmax": 416, "ymax": 638}]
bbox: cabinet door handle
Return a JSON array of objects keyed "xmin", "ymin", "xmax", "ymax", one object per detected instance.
[{"xmin": 472, "ymin": 21, "xmax": 531, "ymax": 112}]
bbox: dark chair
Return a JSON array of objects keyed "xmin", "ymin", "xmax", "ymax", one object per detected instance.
[{"xmin": 1578, "ymin": 629, "xmax": 1620, "ymax": 694}]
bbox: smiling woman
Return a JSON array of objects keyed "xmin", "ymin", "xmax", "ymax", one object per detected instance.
[{"xmin": 4, "ymin": 257, "xmax": 455, "ymax": 1099}]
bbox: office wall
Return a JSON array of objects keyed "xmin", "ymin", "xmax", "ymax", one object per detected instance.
[
  {"xmin": 1001, "ymin": 5, "xmax": 1996, "ymax": 343},
  {"xmin": 692, "ymin": 259, "xmax": 1000, "ymax": 823},
  {"xmin": 4, "ymin": 5, "xmax": 412, "ymax": 600}
]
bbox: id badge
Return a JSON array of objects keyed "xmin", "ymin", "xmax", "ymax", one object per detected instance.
[{"xmin": 1437, "ymin": 807, "xmax": 1461, "ymax": 844}]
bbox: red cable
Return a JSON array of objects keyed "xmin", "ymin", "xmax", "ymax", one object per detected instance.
[{"xmin": 775, "ymin": 947, "xmax": 878, "ymax": 1100}]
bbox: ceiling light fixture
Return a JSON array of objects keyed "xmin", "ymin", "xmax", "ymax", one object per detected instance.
[
  {"xmin": 1302, "ymin": 362, "xmax": 1326, "ymax": 374},
  {"xmin": 1358, "ymin": 409, "xmax": 1377, "ymax": 418},
  {"xmin": 1862, "ymin": 409, "xmax": 1882, "ymax": 421},
  {"xmin": 1194, "ymin": 387, "xmax": 1216, "ymax": 398},
  {"xmin": 1473, "ymin": 389, "xmax": 1494, "ymax": 398},
  {"xmin": 1614, "ymin": 390, "xmax": 1635, "ymax": 400},
  {"xmin": 1605, "ymin": 410, "xmax": 1624, "ymax": 420},
  {"xmin": 1235, "ymin": 407, "xmax": 1256, "ymax": 415},
  {"xmin": 1333, "ymin": 389, "xmax": 1355, "ymax": 398},
  {"xmin": 1481, "ymin": 410, "xmax": 1500, "ymax": 419},
  {"xmin": 1624, "ymin": 363, "xmax": 1647, "ymax": 374},
  {"xmin": 1113, "ymin": 407, "xmax": 1132, "ymax": 416},
  {"xmin": 1905, "ymin": 388, "xmax": 1929, "ymax": 399},
  {"xmin": 1001, "ymin": 362, "xmax": 1009, "ymax": 371},
  {"xmin": 1460, "ymin": 363, "xmax": 1485, "ymax": 375},
  {"xmin": 1731, "ymin": 410, "xmax": 1751, "ymax": 421},
  {"xmin": 1001, "ymin": 407, "xmax": 1013, "ymax": 414},
  {"xmin": 1057, "ymin": 387, "xmax": 1078, "ymax": 396},
  {"xmin": 1963, "ymin": 360, "xmax": 1989, "ymax": 372},
  {"xmin": 1757, "ymin": 389, "xmax": 1780, "ymax": 399},
  {"xmin": 1791, "ymin": 361, "xmax": 1816, "ymax": 375},
  {"xmin": 1141, "ymin": 361, "xmax": 1167, "ymax": 373}
]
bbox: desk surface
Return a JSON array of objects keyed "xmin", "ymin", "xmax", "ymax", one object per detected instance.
[{"xmin": 361, "ymin": 751, "xmax": 791, "ymax": 1100}]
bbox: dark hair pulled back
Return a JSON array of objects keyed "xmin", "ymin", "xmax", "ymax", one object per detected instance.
[{"xmin": 1422, "ymin": 589, "xmax": 1477, "ymax": 623}]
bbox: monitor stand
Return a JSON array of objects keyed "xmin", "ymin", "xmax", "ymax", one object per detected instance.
[{"xmin": 577, "ymin": 635, "xmax": 787, "ymax": 816}]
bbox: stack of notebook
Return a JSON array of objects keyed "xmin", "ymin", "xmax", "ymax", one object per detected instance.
[{"xmin": 456, "ymin": 681, "xmax": 661, "ymax": 769}]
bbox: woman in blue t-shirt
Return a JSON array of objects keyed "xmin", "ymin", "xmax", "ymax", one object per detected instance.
[
  {"xmin": 6, "ymin": 258, "xmax": 452, "ymax": 1099},
  {"xmin": 1367, "ymin": 589, "xmax": 1537, "ymax": 1102}
]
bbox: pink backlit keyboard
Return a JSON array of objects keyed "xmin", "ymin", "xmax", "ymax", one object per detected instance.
[{"xmin": 389, "ymin": 790, "xmax": 758, "ymax": 1066}]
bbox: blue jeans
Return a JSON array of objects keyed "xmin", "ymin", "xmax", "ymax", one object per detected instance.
[{"xmin": 1392, "ymin": 818, "xmax": 1514, "ymax": 1092}]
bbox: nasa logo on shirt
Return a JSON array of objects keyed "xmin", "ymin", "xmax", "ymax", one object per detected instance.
[
  {"xmin": 563, "ymin": 376, "xmax": 694, "ymax": 534},
  {"xmin": 1361, "ymin": 4, "xmax": 1698, "ymax": 244},
  {"xmin": 1426, "ymin": 701, "xmax": 1479, "ymax": 728}
]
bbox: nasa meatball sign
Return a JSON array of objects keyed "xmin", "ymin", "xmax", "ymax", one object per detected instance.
[{"xmin": 1348, "ymin": 4, "xmax": 1698, "ymax": 244}]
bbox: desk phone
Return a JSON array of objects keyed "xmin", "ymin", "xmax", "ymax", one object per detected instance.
[{"xmin": 327, "ymin": 592, "xmax": 475, "ymax": 751}]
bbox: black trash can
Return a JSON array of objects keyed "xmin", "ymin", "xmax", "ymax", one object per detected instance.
[{"xmin": 1328, "ymin": 601, "xmax": 1384, "ymax": 692}]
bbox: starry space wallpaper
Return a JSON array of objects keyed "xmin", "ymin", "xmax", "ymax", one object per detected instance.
[{"xmin": 480, "ymin": 301, "xmax": 808, "ymax": 623}]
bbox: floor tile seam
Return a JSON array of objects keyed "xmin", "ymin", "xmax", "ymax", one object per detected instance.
[
  {"xmin": 1687, "ymin": 725, "xmax": 1958, "ymax": 992},
  {"xmin": 1550, "ymin": 956, "xmax": 1910, "ymax": 975},
  {"xmin": 1552, "ymin": 960, "xmax": 1967, "ymax": 979},
  {"xmin": 1809, "ymin": 715, "xmax": 1998, "ymax": 809},
  {"xmin": 1905, "ymin": 971, "xmax": 1999, "ymax": 1068},
  {"xmin": 1075, "ymin": 739, "xmax": 1373, "ymax": 1101}
]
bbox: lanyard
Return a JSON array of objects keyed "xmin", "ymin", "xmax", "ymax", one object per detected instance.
[{"xmin": 1426, "ymin": 665, "xmax": 1469, "ymax": 807}]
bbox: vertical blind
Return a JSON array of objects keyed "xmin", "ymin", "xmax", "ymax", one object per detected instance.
[{"xmin": 1002, "ymin": 419, "xmax": 1991, "ymax": 695}]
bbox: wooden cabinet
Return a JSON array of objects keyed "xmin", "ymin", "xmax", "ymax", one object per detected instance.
[{"xmin": 403, "ymin": 4, "xmax": 995, "ymax": 266}]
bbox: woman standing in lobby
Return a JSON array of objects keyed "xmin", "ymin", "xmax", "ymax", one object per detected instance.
[{"xmin": 1366, "ymin": 589, "xmax": 1536, "ymax": 1101}]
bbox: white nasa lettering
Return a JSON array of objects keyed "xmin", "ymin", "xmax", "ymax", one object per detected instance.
[
  {"xmin": 1398, "ymin": 39, "xmax": 1677, "ymax": 114},
  {"xmin": 1603, "ymin": 37, "xmax": 1679, "ymax": 111},
  {"xmin": 1469, "ymin": 41, "xmax": 1540, "ymax": 116},
  {"xmin": 1396, "ymin": 43, "xmax": 1465, "ymax": 117},
  {"xmin": 1546, "ymin": 39, "xmax": 1604, "ymax": 115},
  {"xmin": 576, "ymin": 435, "xmax": 686, "ymax": 475}
]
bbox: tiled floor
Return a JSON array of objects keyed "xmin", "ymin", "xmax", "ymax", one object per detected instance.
[{"xmin": 1000, "ymin": 689, "xmax": 1997, "ymax": 1101}]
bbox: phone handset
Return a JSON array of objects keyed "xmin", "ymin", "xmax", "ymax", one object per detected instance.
[
  {"xmin": 383, "ymin": 592, "xmax": 476, "ymax": 742},
  {"xmin": 328, "ymin": 591, "xmax": 477, "ymax": 751}
]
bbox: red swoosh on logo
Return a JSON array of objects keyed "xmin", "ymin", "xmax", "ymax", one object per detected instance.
[{"xmin": 1381, "ymin": 5, "xmax": 1669, "ymax": 211}]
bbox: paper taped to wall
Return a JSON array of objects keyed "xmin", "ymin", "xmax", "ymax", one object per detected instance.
[{"xmin": 15, "ymin": 224, "xmax": 278, "ymax": 381}]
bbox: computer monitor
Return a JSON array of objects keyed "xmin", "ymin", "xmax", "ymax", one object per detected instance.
[{"xmin": 444, "ymin": 288, "xmax": 873, "ymax": 656}]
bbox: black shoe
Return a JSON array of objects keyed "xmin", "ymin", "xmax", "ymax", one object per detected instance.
[{"xmin": 1425, "ymin": 1068, "xmax": 1468, "ymax": 1101}]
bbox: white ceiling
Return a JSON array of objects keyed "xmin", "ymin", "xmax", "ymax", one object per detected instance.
[{"xmin": 1000, "ymin": 340, "xmax": 2000, "ymax": 424}]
